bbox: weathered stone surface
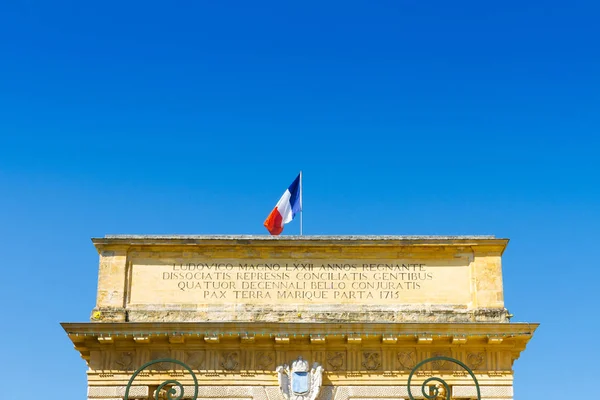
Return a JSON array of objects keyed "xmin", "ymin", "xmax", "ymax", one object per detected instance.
[
  {"xmin": 91, "ymin": 235, "xmax": 508, "ymax": 323},
  {"xmin": 62, "ymin": 234, "xmax": 537, "ymax": 400},
  {"xmin": 125, "ymin": 306, "xmax": 508, "ymax": 323}
]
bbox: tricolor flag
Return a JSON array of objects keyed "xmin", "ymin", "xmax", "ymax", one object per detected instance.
[{"xmin": 264, "ymin": 173, "xmax": 302, "ymax": 235}]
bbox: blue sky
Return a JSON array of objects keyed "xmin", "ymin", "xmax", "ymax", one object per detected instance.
[{"xmin": 1, "ymin": 1, "xmax": 599, "ymax": 398}]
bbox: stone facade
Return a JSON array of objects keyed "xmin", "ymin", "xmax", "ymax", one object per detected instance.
[{"xmin": 63, "ymin": 235, "xmax": 537, "ymax": 399}]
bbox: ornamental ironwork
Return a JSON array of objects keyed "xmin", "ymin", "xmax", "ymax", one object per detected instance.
[
  {"xmin": 124, "ymin": 358, "xmax": 198, "ymax": 400},
  {"xmin": 407, "ymin": 356, "xmax": 481, "ymax": 400},
  {"xmin": 124, "ymin": 355, "xmax": 480, "ymax": 400}
]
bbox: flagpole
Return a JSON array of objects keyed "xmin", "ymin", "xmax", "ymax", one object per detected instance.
[{"xmin": 300, "ymin": 170, "xmax": 303, "ymax": 236}]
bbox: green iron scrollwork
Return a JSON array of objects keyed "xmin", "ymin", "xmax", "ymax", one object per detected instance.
[
  {"xmin": 124, "ymin": 358, "xmax": 198, "ymax": 400},
  {"xmin": 125, "ymin": 355, "xmax": 479, "ymax": 400},
  {"xmin": 407, "ymin": 356, "xmax": 480, "ymax": 400}
]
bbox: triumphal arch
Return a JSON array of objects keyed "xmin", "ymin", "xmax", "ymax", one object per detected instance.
[{"xmin": 63, "ymin": 235, "xmax": 537, "ymax": 400}]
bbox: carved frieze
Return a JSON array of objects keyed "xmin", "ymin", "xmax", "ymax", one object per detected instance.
[
  {"xmin": 221, "ymin": 352, "xmax": 239, "ymax": 371},
  {"xmin": 255, "ymin": 351, "xmax": 275, "ymax": 370},
  {"xmin": 430, "ymin": 351, "xmax": 452, "ymax": 370},
  {"xmin": 114, "ymin": 351, "xmax": 134, "ymax": 370},
  {"xmin": 185, "ymin": 351, "xmax": 206, "ymax": 370},
  {"xmin": 397, "ymin": 351, "xmax": 416, "ymax": 370},
  {"xmin": 86, "ymin": 339, "xmax": 514, "ymax": 380},
  {"xmin": 150, "ymin": 351, "xmax": 171, "ymax": 371},
  {"xmin": 362, "ymin": 352, "xmax": 381, "ymax": 371},
  {"xmin": 326, "ymin": 352, "xmax": 345, "ymax": 371},
  {"xmin": 466, "ymin": 352, "xmax": 485, "ymax": 370}
]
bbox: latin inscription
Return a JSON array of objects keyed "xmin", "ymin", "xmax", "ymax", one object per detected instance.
[
  {"xmin": 163, "ymin": 263, "xmax": 431, "ymax": 300},
  {"xmin": 129, "ymin": 259, "xmax": 470, "ymax": 305}
]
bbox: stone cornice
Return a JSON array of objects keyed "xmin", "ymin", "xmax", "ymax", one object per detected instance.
[
  {"xmin": 92, "ymin": 235, "xmax": 509, "ymax": 254},
  {"xmin": 62, "ymin": 321, "xmax": 537, "ymax": 344},
  {"xmin": 99, "ymin": 235, "xmax": 499, "ymax": 240},
  {"xmin": 63, "ymin": 321, "xmax": 536, "ymax": 384}
]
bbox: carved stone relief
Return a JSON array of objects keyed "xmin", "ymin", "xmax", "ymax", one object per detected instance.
[
  {"xmin": 149, "ymin": 350, "xmax": 171, "ymax": 371},
  {"xmin": 326, "ymin": 352, "xmax": 345, "ymax": 371},
  {"xmin": 277, "ymin": 357, "xmax": 323, "ymax": 400},
  {"xmin": 185, "ymin": 351, "xmax": 205, "ymax": 370},
  {"xmin": 221, "ymin": 351, "xmax": 239, "ymax": 371},
  {"xmin": 430, "ymin": 350, "xmax": 452, "ymax": 370},
  {"xmin": 113, "ymin": 351, "xmax": 134, "ymax": 370},
  {"xmin": 255, "ymin": 351, "xmax": 275, "ymax": 370},
  {"xmin": 362, "ymin": 352, "xmax": 381, "ymax": 371},
  {"xmin": 466, "ymin": 352, "xmax": 485, "ymax": 370},
  {"xmin": 396, "ymin": 351, "xmax": 416, "ymax": 370}
]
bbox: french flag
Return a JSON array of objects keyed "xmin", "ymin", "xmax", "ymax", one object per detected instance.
[{"xmin": 264, "ymin": 173, "xmax": 302, "ymax": 235}]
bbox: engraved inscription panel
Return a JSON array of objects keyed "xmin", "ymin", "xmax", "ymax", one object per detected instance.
[{"xmin": 128, "ymin": 257, "xmax": 471, "ymax": 306}]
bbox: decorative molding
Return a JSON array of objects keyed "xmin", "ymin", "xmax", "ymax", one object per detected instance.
[
  {"xmin": 133, "ymin": 336, "xmax": 150, "ymax": 344},
  {"xmin": 487, "ymin": 336, "xmax": 503, "ymax": 344},
  {"xmin": 417, "ymin": 336, "xmax": 433, "ymax": 344},
  {"xmin": 275, "ymin": 336, "xmax": 290, "ymax": 344},
  {"xmin": 169, "ymin": 334, "xmax": 185, "ymax": 344},
  {"xmin": 382, "ymin": 336, "xmax": 397, "ymax": 344},
  {"xmin": 241, "ymin": 334, "xmax": 256, "ymax": 343},
  {"xmin": 88, "ymin": 348, "xmax": 513, "ymax": 376},
  {"xmin": 310, "ymin": 335, "xmax": 326, "ymax": 344},
  {"xmin": 452, "ymin": 335, "xmax": 467, "ymax": 344},
  {"xmin": 347, "ymin": 336, "xmax": 362, "ymax": 344},
  {"xmin": 205, "ymin": 335, "xmax": 220, "ymax": 343},
  {"xmin": 345, "ymin": 372, "xmax": 362, "ymax": 378}
]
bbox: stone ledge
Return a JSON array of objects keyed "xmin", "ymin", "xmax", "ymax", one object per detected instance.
[
  {"xmin": 125, "ymin": 307, "xmax": 509, "ymax": 323},
  {"xmin": 93, "ymin": 235, "xmax": 507, "ymax": 248},
  {"xmin": 102, "ymin": 234, "xmax": 497, "ymax": 240}
]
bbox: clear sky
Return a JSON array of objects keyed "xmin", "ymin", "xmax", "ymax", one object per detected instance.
[{"xmin": 1, "ymin": 1, "xmax": 598, "ymax": 398}]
